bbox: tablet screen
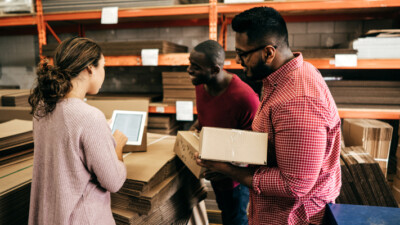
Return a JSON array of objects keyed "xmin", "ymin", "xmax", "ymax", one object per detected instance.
[{"xmin": 110, "ymin": 110, "xmax": 146, "ymax": 145}]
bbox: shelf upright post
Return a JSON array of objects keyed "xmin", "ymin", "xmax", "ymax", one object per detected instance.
[
  {"xmin": 218, "ymin": 15, "xmax": 228, "ymax": 50},
  {"xmin": 209, "ymin": 0, "xmax": 218, "ymax": 41},
  {"xmin": 35, "ymin": 0, "xmax": 47, "ymax": 61}
]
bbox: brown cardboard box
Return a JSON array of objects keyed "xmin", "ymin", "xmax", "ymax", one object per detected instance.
[
  {"xmin": 174, "ymin": 131, "xmax": 206, "ymax": 179},
  {"xmin": 343, "ymin": 119, "xmax": 393, "ymax": 177},
  {"xmin": 199, "ymin": 127, "xmax": 268, "ymax": 165},
  {"xmin": 86, "ymin": 99, "xmax": 149, "ymax": 152},
  {"xmin": 0, "ymin": 107, "xmax": 31, "ymax": 123}
]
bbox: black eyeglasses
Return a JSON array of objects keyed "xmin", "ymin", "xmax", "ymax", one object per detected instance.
[{"xmin": 236, "ymin": 45, "xmax": 277, "ymax": 62}]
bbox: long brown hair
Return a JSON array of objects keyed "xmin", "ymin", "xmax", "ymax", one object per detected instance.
[{"xmin": 29, "ymin": 37, "xmax": 102, "ymax": 118}]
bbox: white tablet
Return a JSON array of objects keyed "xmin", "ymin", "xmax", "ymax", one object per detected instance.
[{"xmin": 110, "ymin": 110, "xmax": 147, "ymax": 146}]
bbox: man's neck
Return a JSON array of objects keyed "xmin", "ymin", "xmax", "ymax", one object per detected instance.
[{"xmin": 204, "ymin": 70, "xmax": 233, "ymax": 97}]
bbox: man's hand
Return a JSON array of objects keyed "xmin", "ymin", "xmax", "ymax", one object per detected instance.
[
  {"xmin": 113, "ymin": 129, "xmax": 128, "ymax": 162},
  {"xmin": 204, "ymin": 170, "xmax": 228, "ymax": 182},
  {"xmin": 195, "ymin": 152, "xmax": 255, "ymax": 188},
  {"xmin": 195, "ymin": 152, "xmax": 233, "ymax": 176}
]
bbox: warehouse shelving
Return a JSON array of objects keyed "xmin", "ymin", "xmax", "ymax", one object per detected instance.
[{"xmin": 1, "ymin": 0, "xmax": 400, "ymax": 119}]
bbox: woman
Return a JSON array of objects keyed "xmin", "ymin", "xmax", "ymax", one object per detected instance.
[{"xmin": 28, "ymin": 37, "xmax": 127, "ymax": 225}]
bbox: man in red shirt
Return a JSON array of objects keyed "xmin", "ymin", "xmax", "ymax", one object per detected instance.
[
  {"xmin": 188, "ymin": 40, "xmax": 260, "ymax": 225},
  {"xmin": 196, "ymin": 7, "xmax": 341, "ymax": 225}
]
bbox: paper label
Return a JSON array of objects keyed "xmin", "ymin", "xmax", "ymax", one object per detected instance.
[
  {"xmin": 141, "ymin": 49, "xmax": 159, "ymax": 66},
  {"xmin": 176, "ymin": 101, "xmax": 194, "ymax": 121},
  {"xmin": 156, "ymin": 106, "xmax": 165, "ymax": 113},
  {"xmin": 335, "ymin": 54, "xmax": 357, "ymax": 67},
  {"xmin": 101, "ymin": 7, "xmax": 118, "ymax": 24}
]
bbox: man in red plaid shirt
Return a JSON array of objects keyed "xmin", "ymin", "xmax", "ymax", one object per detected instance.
[{"xmin": 196, "ymin": 7, "xmax": 341, "ymax": 225}]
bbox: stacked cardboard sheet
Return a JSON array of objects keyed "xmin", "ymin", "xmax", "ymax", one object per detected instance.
[
  {"xmin": 338, "ymin": 146, "xmax": 398, "ymax": 207},
  {"xmin": 161, "ymin": 72, "xmax": 196, "ymax": 104},
  {"xmin": 343, "ymin": 119, "xmax": 393, "ymax": 177},
  {"xmin": 326, "ymin": 80, "xmax": 400, "ymax": 109},
  {"xmin": 43, "ymin": 41, "xmax": 188, "ymax": 57},
  {"xmin": 0, "ymin": 120, "xmax": 33, "ymax": 166},
  {"xmin": 148, "ymin": 114, "xmax": 179, "ymax": 135},
  {"xmin": 0, "ymin": 155, "xmax": 33, "ymax": 225},
  {"xmin": 42, "ymin": 0, "xmax": 176, "ymax": 13},
  {"xmin": 0, "ymin": 89, "xmax": 30, "ymax": 107},
  {"xmin": 0, "ymin": 107, "xmax": 31, "ymax": 123},
  {"xmin": 353, "ymin": 30, "xmax": 400, "ymax": 59},
  {"xmin": 392, "ymin": 125, "xmax": 400, "ymax": 205},
  {"xmin": 112, "ymin": 133, "xmax": 207, "ymax": 224}
]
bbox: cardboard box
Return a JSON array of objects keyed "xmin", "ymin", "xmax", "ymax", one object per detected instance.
[
  {"xmin": 343, "ymin": 119, "xmax": 393, "ymax": 176},
  {"xmin": 86, "ymin": 99, "xmax": 149, "ymax": 152},
  {"xmin": 199, "ymin": 127, "xmax": 268, "ymax": 165},
  {"xmin": 174, "ymin": 128, "xmax": 268, "ymax": 178},
  {"xmin": 174, "ymin": 131, "xmax": 206, "ymax": 179}
]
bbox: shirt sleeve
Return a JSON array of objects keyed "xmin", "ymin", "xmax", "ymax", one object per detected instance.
[
  {"xmin": 252, "ymin": 96, "xmax": 329, "ymax": 198},
  {"xmin": 81, "ymin": 110, "xmax": 127, "ymax": 193}
]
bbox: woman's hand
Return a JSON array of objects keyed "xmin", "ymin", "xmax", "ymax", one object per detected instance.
[{"xmin": 113, "ymin": 129, "xmax": 128, "ymax": 161}]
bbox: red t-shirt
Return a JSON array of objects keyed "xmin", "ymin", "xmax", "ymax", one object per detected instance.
[{"xmin": 196, "ymin": 73, "xmax": 260, "ymax": 190}]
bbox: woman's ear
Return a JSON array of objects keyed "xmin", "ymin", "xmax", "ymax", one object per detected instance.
[{"xmin": 86, "ymin": 65, "xmax": 93, "ymax": 76}]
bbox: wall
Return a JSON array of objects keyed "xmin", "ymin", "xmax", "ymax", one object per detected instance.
[{"xmin": 0, "ymin": 19, "xmax": 394, "ymax": 91}]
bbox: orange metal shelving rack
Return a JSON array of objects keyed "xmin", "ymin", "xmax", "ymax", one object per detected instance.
[{"xmin": 1, "ymin": 0, "xmax": 400, "ymax": 119}]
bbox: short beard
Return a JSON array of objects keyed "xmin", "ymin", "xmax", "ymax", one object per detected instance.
[{"xmin": 247, "ymin": 58, "xmax": 274, "ymax": 81}]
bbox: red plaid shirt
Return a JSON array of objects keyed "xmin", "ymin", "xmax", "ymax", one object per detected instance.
[{"xmin": 250, "ymin": 53, "xmax": 341, "ymax": 225}]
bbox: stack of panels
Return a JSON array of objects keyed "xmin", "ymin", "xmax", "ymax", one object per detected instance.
[
  {"xmin": 43, "ymin": 41, "xmax": 188, "ymax": 57},
  {"xmin": 225, "ymin": 48, "xmax": 357, "ymax": 59},
  {"xmin": 162, "ymin": 72, "xmax": 196, "ymax": 104},
  {"xmin": 0, "ymin": 0, "xmax": 34, "ymax": 14},
  {"xmin": 0, "ymin": 89, "xmax": 30, "ymax": 107},
  {"xmin": 335, "ymin": 158, "xmax": 362, "ymax": 205},
  {"xmin": 0, "ymin": 120, "xmax": 34, "ymax": 166},
  {"xmin": 203, "ymin": 179, "xmax": 222, "ymax": 224},
  {"xmin": 42, "ymin": 0, "xmax": 176, "ymax": 13},
  {"xmin": 340, "ymin": 146, "xmax": 398, "ymax": 207},
  {"xmin": 112, "ymin": 133, "xmax": 206, "ymax": 224},
  {"xmin": 392, "ymin": 126, "xmax": 400, "ymax": 205},
  {"xmin": 326, "ymin": 80, "xmax": 400, "ymax": 109},
  {"xmin": 148, "ymin": 115, "xmax": 179, "ymax": 135},
  {"xmin": 342, "ymin": 118, "xmax": 393, "ymax": 177},
  {"xmin": 0, "ymin": 156, "xmax": 33, "ymax": 225}
]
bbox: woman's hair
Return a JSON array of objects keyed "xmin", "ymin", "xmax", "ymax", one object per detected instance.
[{"xmin": 29, "ymin": 37, "xmax": 102, "ymax": 118}]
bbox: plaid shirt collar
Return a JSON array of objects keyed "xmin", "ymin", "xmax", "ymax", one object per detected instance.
[{"xmin": 262, "ymin": 52, "xmax": 303, "ymax": 88}]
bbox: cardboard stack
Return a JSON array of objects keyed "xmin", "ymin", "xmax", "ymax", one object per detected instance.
[
  {"xmin": 0, "ymin": 119, "xmax": 34, "ymax": 225},
  {"xmin": 0, "ymin": 120, "xmax": 34, "ymax": 166},
  {"xmin": 148, "ymin": 114, "xmax": 179, "ymax": 135},
  {"xmin": 392, "ymin": 124, "xmax": 400, "ymax": 205},
  {"xmin": 111, "ymin": 133, "xmax": 207, "ymax": 224},
  {"xmin": 161, "ymin": 72, "xmax": 196, "ymax": 104},
  {"xmin": 343, "ymin": 119, "xmax": 393, "ymax": 177},
  {"xmin": 352, "ymin": 29, "xmax": 400, "ymax": 59},
  {"xmin": 0, "ymin": 89, "xmax": 30, "ymax": 107},
  {"xmin": 338, "ymin": 146, "xmax": 398, "ymax": 207},
  {"xmin": 326, "ymin": 80, "xmax": 400, "ymax": 109},
  {"xmin": 43, "ymin": 41, "xmax": 187, "ymax": 57},
  {"xmin": 203, "ymin": 180, "xmax": 222, "ymax": 224}
]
